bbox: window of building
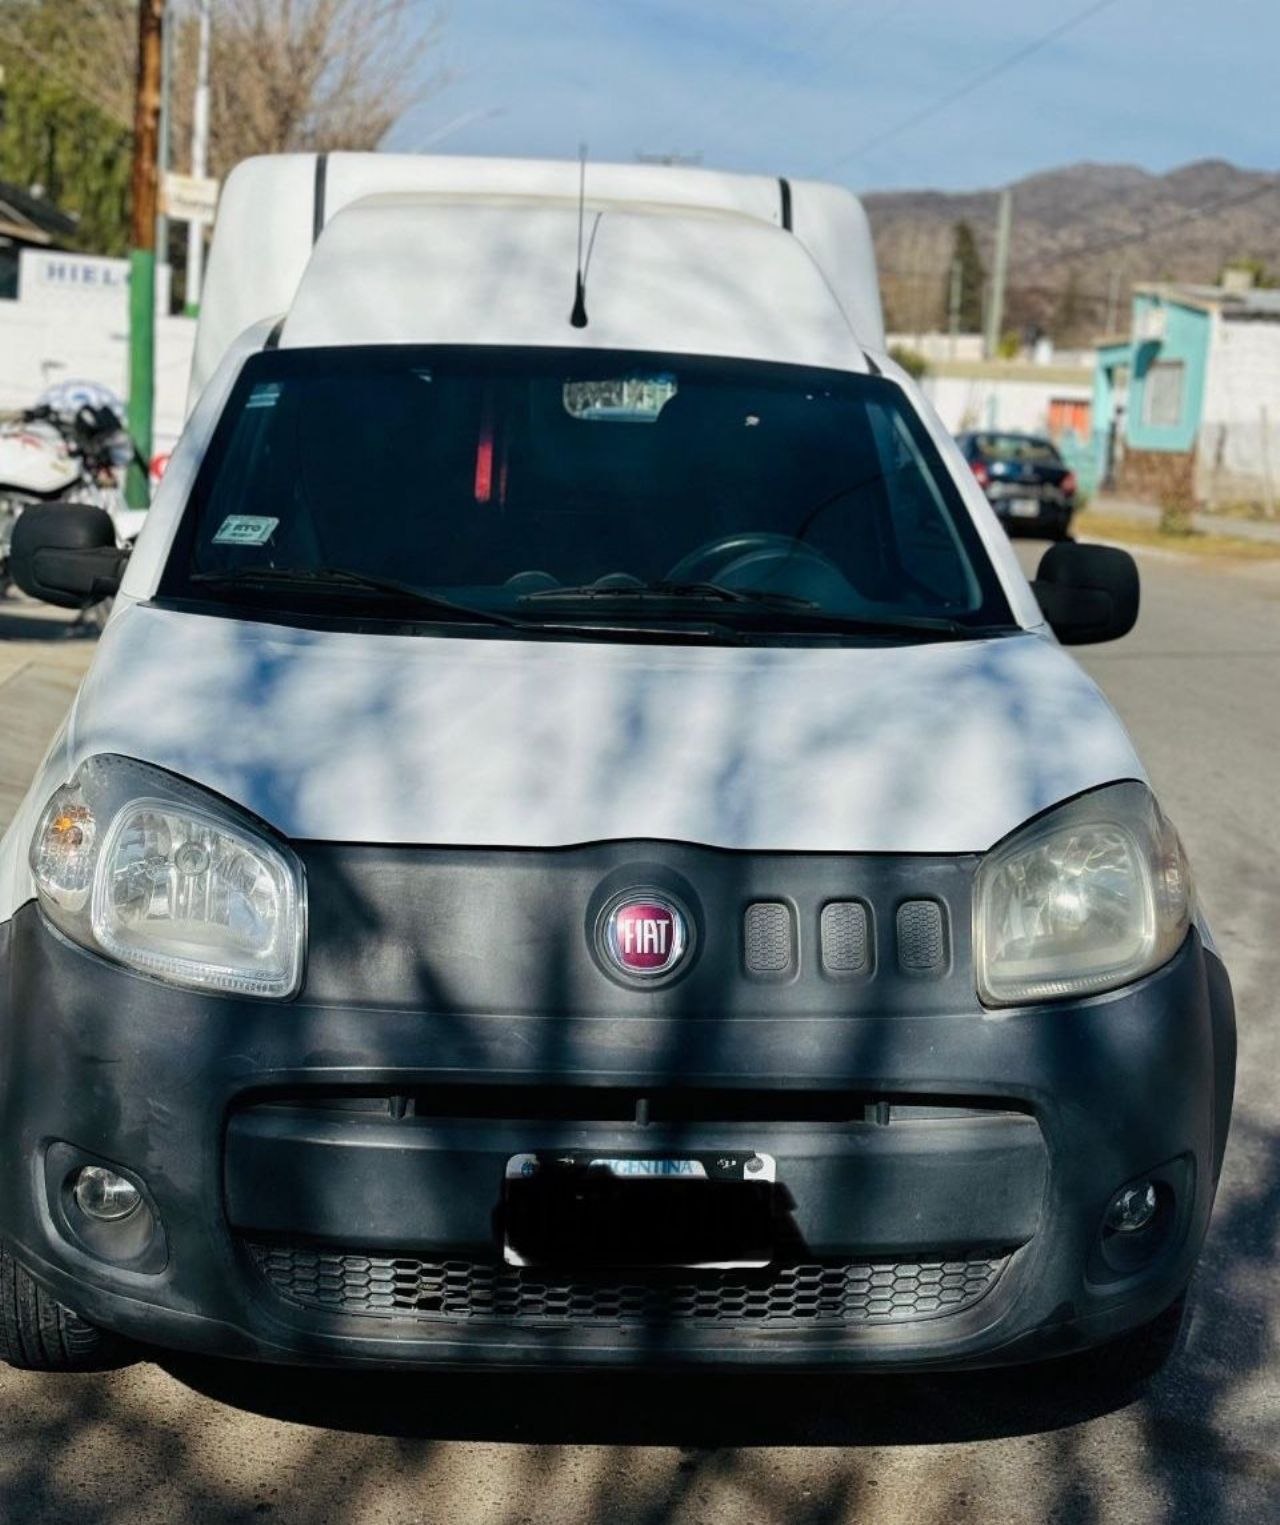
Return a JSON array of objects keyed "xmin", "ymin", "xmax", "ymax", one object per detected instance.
[
  {"xmin": 1048, "ymin": 398, "xmax": 1092, "ymax": 439},
  {"xmin": 1142, "ymin": 360, "xmax": 1185, "ymax": 428}
]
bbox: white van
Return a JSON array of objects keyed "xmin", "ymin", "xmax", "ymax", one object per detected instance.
[{"xmin": 0, "ymin": 155, "xmax": 1233, "ymax": 1387}]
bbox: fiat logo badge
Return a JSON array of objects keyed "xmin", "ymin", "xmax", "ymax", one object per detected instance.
[{"xmin": 603, "ymin": 895, "xmax": 687, "ymax": 979}]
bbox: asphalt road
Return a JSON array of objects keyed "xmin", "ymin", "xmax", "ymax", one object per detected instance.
[{"xmin": 0, "ymin": 545, "xmax": 1277, "ymax": 1524}]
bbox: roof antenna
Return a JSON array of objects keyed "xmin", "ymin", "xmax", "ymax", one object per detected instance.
[{"xmin": 570, "ymin": 142, "xmax": 591, "ymax": 328}]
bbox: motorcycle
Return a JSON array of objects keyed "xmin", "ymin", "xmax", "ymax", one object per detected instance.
[{"xmin": 0, "ymin": 398, "xmax": 144, "ymax": 602}]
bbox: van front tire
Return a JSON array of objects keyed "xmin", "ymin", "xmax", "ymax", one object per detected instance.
[{"xmin": 0, "ymin": 1243, "xmax": 128, "ymax": 1371}]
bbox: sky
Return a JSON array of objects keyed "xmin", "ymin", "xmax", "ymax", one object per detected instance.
[{"xmin": 390, "ymin": 0, "xmax": 1280, "ymax": 193}]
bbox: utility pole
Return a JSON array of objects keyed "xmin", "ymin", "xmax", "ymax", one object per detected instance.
[
  {"xmin": 984, "ymin": 187, "xmax": 1012, "ymax": 360},
  {"xmin": 1104, "ymin": 266, "xmax": 1122, "ymax": 334},
  {"xmin": 185, "ymin": 0, "xmax": 212, "ymax": 316},
  {"xmin": 948, "ymin": 257, "xmax": 962, "ymax": 358},
  {"xmin": 156, "ymin": 10, "xmax": 174, "ymax": 270},
  {"xmin": 912, "ymin": 232, "xmax": 927, "ymax": 338},
  {"xmin": 127, "ymin": 0, "xmax": 164, "ymax": 508}
]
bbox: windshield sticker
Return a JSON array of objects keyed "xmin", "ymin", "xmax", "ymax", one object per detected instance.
[
  {"xmin": 212, "ymin": 514, "xmax": 279, "ymax": 546},
  {"xmin": 245, "ymin": 383, "xmax": 283, "ymax": 410},
  {"xmin": 563, "ymin": 373, "xmax": 677, "ymax": 423}
]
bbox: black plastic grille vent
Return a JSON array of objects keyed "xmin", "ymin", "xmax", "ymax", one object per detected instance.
[
  {"xmin": 896, "ymin": 900, "xmax": 948, "ymax": 976},
  {"xmin": 743, "ymin": 902, "xmax": 794, "ymax": 976},
  {"xmin": 248, "ymin": 1245, "xmax": 1007, "ymax": 1326},
  {"xmin": 820, "ymin": 902, "xmax": 870, "ymax": 975}
]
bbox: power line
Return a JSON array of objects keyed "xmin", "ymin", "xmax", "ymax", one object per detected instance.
[
  {"xmin": 882, "ymin": 266, "xmax": 1121, "ymax": 305},
  {"xmin": 1006, "ymin": 178, "xmax": 1280, "ymax": 270},
  {"xmin": 882, "ymin": 259, "xmax": 1119, "ymax": 300},
  {"xmin": 878, "ymin": 176, "xmax": 1280, "ymax": 308},
  {"xmin": 700, "ymin": 0, "xmax": 912, "ymax": 157},
  {"xmin": 819, "ymin": 0, "xmax": 1127, "ymax": 173},
  {"xmin": 883, "ymin": 195, "xmax": 1280, "ymax": 327},
  {"xmin": 683, "ymin": 0, "xmax": 833, "ymax": 148}
]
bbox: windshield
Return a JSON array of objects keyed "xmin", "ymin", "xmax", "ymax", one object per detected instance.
[
  {"xmin": 161, "ymin": 346, "xmax": 1014, "ymax": 642},
  {"xmin": 972, "ymin": 433, "xmax": 1061, "ymax": 465}
]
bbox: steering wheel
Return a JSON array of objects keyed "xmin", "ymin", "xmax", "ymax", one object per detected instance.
[{"xmin": 666, "ymin": 531, "xmax": 850, "ymax": 602}]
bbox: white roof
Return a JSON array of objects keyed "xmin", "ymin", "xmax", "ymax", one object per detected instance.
[
  {"xmin": 280, "ymin": 196, "xmax": 869, "ymax": 372},
  {"xmin": 1135, "ymin": 280, "xmax": 1280, "ymax": 320},
  {"xmin": 190, "ymin": 153, "xmax": 885, "ymax": 406}
]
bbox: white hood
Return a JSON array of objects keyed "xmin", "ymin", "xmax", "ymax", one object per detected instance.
[{"xmin": 54, "ymin": 604, "xmax": 1143, "ymax": 856}]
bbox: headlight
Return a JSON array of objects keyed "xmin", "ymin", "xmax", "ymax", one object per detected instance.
[
  {"xmin": 974, "ymin": 781, "xmax": 1192, "ymax": 1007},
  {"xmin": 30, "ymin": 756, "xmax": 304, "ymax": 997}
]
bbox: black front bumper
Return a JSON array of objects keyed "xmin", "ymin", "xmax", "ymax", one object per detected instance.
[{"xmin": 0, "ymin": 881, "xmax": 1235, "ymax": 1372}]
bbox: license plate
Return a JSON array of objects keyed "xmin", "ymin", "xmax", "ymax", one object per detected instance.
[
  {"xmin": 503, "ymin": 1151, "xmax": 777, "ymax": 1269},
  {"xmin": 1007, "ymin": 497, "xmax": 1040, "ymax": 518}
]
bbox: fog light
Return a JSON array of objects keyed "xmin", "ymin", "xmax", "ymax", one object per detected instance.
[
  {"xmin": 1106, "ymin": 1181, "xmax": 1158, "ymax": 1234},
  {"xmin": 73, "ymin": 1165, "xmax": 141, "ymax": 1222}
]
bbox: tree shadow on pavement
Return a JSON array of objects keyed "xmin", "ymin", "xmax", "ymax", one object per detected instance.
[{"xmin": 0, "ymin": 606, "xmax": 96, "ymax": 642}]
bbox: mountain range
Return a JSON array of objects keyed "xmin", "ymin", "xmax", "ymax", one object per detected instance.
[{"xmin": 861, "ymin": 159, "xmax": 1280, "ymax": 342}]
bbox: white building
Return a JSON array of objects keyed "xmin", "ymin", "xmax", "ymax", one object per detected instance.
[{"xmin": 0, "ymin": 249, "xmax": 194, "ymax": 456}]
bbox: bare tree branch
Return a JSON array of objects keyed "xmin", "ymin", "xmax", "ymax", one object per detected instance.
[
  {"xmin": 194, "ymin": 0, "xmax": 447, "ymax": 178},
  {"xmin": 0, "ymin": 0, "xmax": 447, "ymax": 177}
]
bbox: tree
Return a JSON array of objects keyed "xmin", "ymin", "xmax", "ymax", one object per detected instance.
[
  {"xmin": 186, "ymin": 0, "xmax": 446, "ymax": 180},
  {"xmin": 0, "ymin": 1, "xmax": 134, "ymax": 252},
  {"xmin": 1053, "ymin": 267, "xmax": 1086, "ymax": 343},
  {"xmin": 0, "ymin": 0, "xmax": 444, "ymax": 258},
  {"xmin": 947, "ymin": 220, "xmax": 985, "ymax": 333},
  {"xmin": 887, "ymin": 344, "xmax": 928, "ymax": 380}
]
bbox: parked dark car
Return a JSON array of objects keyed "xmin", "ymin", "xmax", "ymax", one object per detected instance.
[{"xmin": 957, "ymin": 431, "xmax": 1078, "ymax": 540}]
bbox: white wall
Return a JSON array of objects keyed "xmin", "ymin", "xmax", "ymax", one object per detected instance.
[
  {"xmin": 0, "ymin": 305, "xmax": 195, "ymax": 455},
  {"xmin": 0, "ymin": 250, "xmax": 195, "ymax": 455},
  {"xmin": 1198, "ymin": 316, "xmax": 1280, "ymax": 506},
  {"xmin": 920, "ymin": 373, "xmax": 1091, "ymax": 436},
  {"xmin": 887, "ymin": 331, "xmax": 985, "ymax": 364}
]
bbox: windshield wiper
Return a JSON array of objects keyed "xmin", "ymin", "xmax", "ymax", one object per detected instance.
[
  {"xmin": 186, "ymin": 566, "xmax": 754, "ymax": 643},
  {"xmin": 749, "ymin": 609, "xmax": 993, "ymax": 640},
  {"xmin": 188, "ymin": 565, "xmax": 532, "ymax": 630},
  {"xmin": 519, "ymin": 580, "xmax": 817, "ymax": 610},
  {"xmin": 186, "ymin": 567, "xmax": 986, "ymax": 643},
  {"xmin": 519, "ymin": 579, "xmax": 986, "ymax": 640}
]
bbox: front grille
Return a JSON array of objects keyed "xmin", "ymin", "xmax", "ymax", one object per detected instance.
[
  {"xmin": 896, "ymin": 900, "xmax": 948, "ymax": 975},
  {"xmin": 820, "ymin": 901, "xmax": 870, "ymax": 975},
  {"xmin": 247, "ymin": 1244, "xmax": 1008, "ymax": 1326},
  {"xmin": 743, "ymin": 902, "xmax": 794, "ymax": 976}
]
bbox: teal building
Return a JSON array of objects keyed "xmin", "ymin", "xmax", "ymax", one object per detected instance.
[{"xmin": 1093, "ymin": 280, "xmax": 1280, "ymax": 507}]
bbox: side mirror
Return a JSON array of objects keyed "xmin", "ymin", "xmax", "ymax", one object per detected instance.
[
  {"xmin": 10, "ymin": 503, "xmax": 129, "ymax": 610},
  {"xmin": 1032, "ymin": 541, "xmax": 1139, "ymax": 645}
]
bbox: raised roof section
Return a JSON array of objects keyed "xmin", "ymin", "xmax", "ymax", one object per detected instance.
[
  {"xmin": 190, "ymin": 153, "xmax": 884, "ymax": 406},
  {"xmin": 280, "ymin": 197, "xmax": 869, "ymax": 373}
]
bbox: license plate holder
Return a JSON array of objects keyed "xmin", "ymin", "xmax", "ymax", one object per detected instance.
[{"xmin": 503, "ymin": 1151, "xmax": 777, "ymax": 1269}]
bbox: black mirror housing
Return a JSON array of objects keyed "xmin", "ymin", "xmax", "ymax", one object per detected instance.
[
  {"xmin": 1032, "ymin": 541, "xmax": 1139, "ymax": 645},
  {"xmin": 10, "ymin": 503, "xmax": 129, "ymax": 610}
]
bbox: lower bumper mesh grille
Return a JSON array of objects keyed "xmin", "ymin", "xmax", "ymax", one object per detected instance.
[{"xmin": 247, "ymin": 1243, "xmax": 1008, "ymax": 1326}]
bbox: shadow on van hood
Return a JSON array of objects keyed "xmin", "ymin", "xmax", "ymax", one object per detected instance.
[{"xmin": 69, "ymin": 606, "xmax": 1143, "ymax": 854}]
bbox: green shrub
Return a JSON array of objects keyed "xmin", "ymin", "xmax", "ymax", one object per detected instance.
[
  {"xmin": 1159, "ymin": 501, "xmax": 1196, "ymax": 537},
  {"xmin": 888, "ymin": 345, "xmax": 929, "ymax": 380}
]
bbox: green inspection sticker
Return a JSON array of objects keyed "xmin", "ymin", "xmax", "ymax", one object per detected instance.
[{"xmin": 212, "ymin": 515, "xmax": 280, "ymax": 546}]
